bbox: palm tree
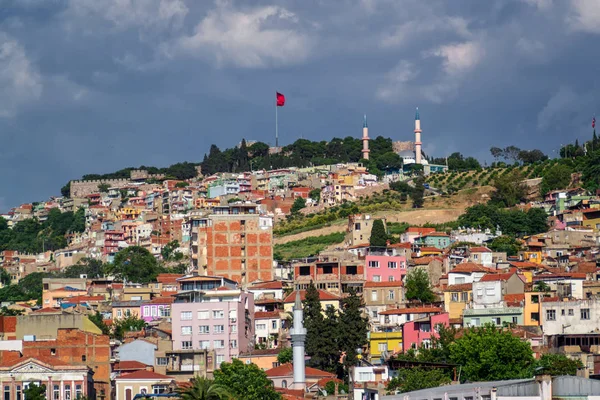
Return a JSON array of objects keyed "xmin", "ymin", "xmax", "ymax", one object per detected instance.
[{"xmin": 177, "ymin": 376, "xmax": 232, "ymax": 400}]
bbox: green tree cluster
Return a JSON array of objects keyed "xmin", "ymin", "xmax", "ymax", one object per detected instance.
[
  {"xmin": 431, "ymin": 152, "xmax": 481, "ymax": 171},
  {"xmin": 112, "ymin": 315, "xmax": 147, "ymax": 340},
  {"xmin": 489, "ymin": 170, "xmax": 527, "ymax": 207},
  {"xmin": 535, "ymin": 353, "xmax": 583, "ymax": 376},
  {"xmin": 404, "ymin": 269, "xmax": 436, "ymax": 303},
  {"xmin": 106, "ymin": 246, "xmax": 161, "ymax": 284},
  {"xmin": 458, "ymin": 204, "xmax": 548, "ymax": 236},
  {"xmin": 213, "ymin": 359, "xmax": 280, "ymax": 400},
  {"xmin": 0, "ymin": 208, "xmax": 85, "ymax": 253},
  {"xmin": 389, "ymin": 178, "xmax": 424, "ymax": 208},
  {"xmin": 303, "ymin": 282, "xmax": 368, "ymax": 378},
  {"xmin": 177, "ymin": 376, "xmax": 231, "ymax": 400},
  {"xmin": 290, "ymin": 197, "xmax": 307, "ymax": 214},
  {"xmin": 487, "ymin": 235, "xmax": 523, "ymax": 256},
  {"xmin": 540, "ymin": 164, "xmax": 572, "ymax": 195},
  {"xmin": 369, "ymin": 219, "xmax": 388, "ymax": 247}
]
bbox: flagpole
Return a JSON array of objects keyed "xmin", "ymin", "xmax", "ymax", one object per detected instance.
[{"xmin": 275, "ymin": 92, "xmax": 279, "ymax": 148}]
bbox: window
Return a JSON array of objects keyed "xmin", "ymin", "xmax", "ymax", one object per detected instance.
[
  {"xmin": 282, "ymin": 379, "xmax": 288, "ymax": 388},
  {"xmin": 75, "ymin": 385, "xmax": 82, "ymax": 399},
  {"xmin": 388, "ymin": 290, "xmax": 395, "ymax": 301},
  {"xmin": 230, "ymin": 340, "xmax": 238, "ymax": 348},
  {"xmin": 200, "ymin": 340, "xmax": 210, "ymax": 349},
  {"xmin": 531, "ymin": 312, "xmax": 539, "ymax": 322},
  {"xmin": 378, "ymin": 343, "xmax": 388, "ymax": 352},
  {"xmin": 214, "ymin": 340, "xmax": 225, "ymax": 349},
  {"xmin": 231, "ymin": 325, "xmax": 237, "ymax": 333},
  {"xmin": 216, "ymin": 354, "xmax": 225, "ymax": 366},
  {"xmin": 581, "ymin": 308, "xmax": 590, "ymax": 320},
  {"xmin": 199, "ymin": 325, "xmax": 210, "ymax": 334},
  {"xmin": 4, "ymin": 386, "xmax": 9, "ymax": 400},
  {"xmin": 451, "ymin": 293, "xmax": 459, "ymax": 302},
  {"xmin": 371, "ymin": 310, "xmax": 378, "ymax": 318},
  {"xmin": 271, "ymin": 320, "xmax": 278, "ymax": 330},
  {"xmin": 388, "ymin": 276, "xmax": 395, "ymax": 282},
  {"xmin": 470, "ymin": 318, "xmax": 480, "ymax": 326},
  {"xmin": 198, "ymin": 310, "xmax": 210, "ymax": 320},
  {"xmin": 82, "ymin": 355, "xmax": 87, "ymax": 362},
  {"xmin": 16, "ymin": 386, "xmax": 21, "ymax": 400},
  {"xmin": 371, "ymin": 290, "xmax": 377, "ymax": 301},
  {"xmin": 117, "ymin": 309, "xmax": 122, "ymax": 318},
  {"xmin": 229, "ymin": 310, "xmax": 237, "ymax": 323},
  {"xmin": 494, "ymin": 317, "xmax": 501, "ymax": 326},
  {"xmin": 65, "ymin": 385, "xmax": 71, "ymax": 400},
  {"xmin": 51, "ymin": 348, "xmax": 56, "ymax": 355},
  {"xmin": 257, "ymin": 324, "xmax": 266, "ymax": 330},
  {"xmin": 461, "ymin": 292, "xmax": 469, "ymax": 302},
  {"xmin": 388, "ymin": 261, "xmax": 397, "ymax": 269},
  {"xmin": 485, "ymin": 287, "xmax": 495, "ymax": 296},
  {"xmin": 153, "ymin": 385, "xmax": 168, "ymax": 395},
  {"xmin": 182, "ymin": 341, "xmax": 193, "ymax": 349},
  {"xmin": 568, "ymin": 309, "xmax": 574, "ymax": 316},
  {"xmin": 156, "ymin": 357, "xmax": 168, "ymax": 366},
  {"xmin": 373, "ymin": 275, "xmax": 381, "ymax": 282},
  {"xmin": 359, "ymin": 372, "xmax": 374, "ymax": 382},
  {"xmin": 455, "ymin": 277, "xmax": 465, "ymax": 284},
  {"xmin": 476, "ymin": 288, "xmax": 483, "ymax": 297},
  {"xmin": 214, "ymin": 325, "xmax": 224, "ymax": 333},
  {"xmin": 420, "ymin": 323, "xmax": 431, "ymax": 332},
  {"xmin": 213, "ymin": 310, "xmax": 224, "ymax": 319},
  {"xmin": 181, "ymin": 326, "xmax": 192, "ymax": 335},
  {"xmin": 512, "ymin": 316, "xmax": 518, "ymax": 324},
  {"xmin": 546, "ymin": 309, "xmax": 556, "ymax": 321},
  {"xmin": 181, "ymin": 311, "xmax": 192, "ymax": 320},
  {"xmin": 561, "ymin": 309, "xmax": 565, "ymax": 316},
  {"xmin": 368, "ymin": 260, "xmax": 380, "ymax": 268},
  {"xmin": 53, "ymin": 385, "xmax": 60, "ymax": 400}
]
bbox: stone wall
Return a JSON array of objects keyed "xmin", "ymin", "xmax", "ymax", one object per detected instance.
[
  {"xmin": 393, "ymin": 141, "xmax": 414, "ymax": 153},
  {"xmin": 70, "ymin": 179, "xmax": 131, "ymax": 198}
]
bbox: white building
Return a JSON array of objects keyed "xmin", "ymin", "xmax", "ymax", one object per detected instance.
[
  {"xmin": 254, "ymin": 311, "xmax": 283, "ymax": 348},
  {"xmin": 541, "ymin": 299, "xmax": 600, "ymax": 336}
]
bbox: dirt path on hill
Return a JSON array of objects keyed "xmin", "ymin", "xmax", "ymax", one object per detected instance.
[{"xmin": 273, "ymin": 207, "xmax": 466, "ymax": 245}]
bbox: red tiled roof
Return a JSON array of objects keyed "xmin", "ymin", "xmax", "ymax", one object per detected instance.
[
  {"xmin": 250, "ymin": 281, "xmax": 284, "ymax": 290},
  {"xmin": 508, "ymin": 261, "xmax": 540, "ymax": 270},
  {"xmin": 364, "ymin": 281, "xmax": 403, "ymax": 288},
  {"xmin": 156, "ymin": 273, "xmax": 184, "ymax": 284},
  {"xmin": 533, "ymin": 272, "xmax": 587, "ymax": 280},
  {"xmin": 443, "ymin": 283, "xmax": 472, "ymax": 292},
  {"xmin": 145, "ymin": 297, "xmax": 175, "ymax": 305},
  {"xmin": 469, "ymin": 246, "xmax": 492, "ymax": 253},
  {"xmin": 413, "ymin": 256, "xmax": 442, "ymax": 265},
  {"xmin": 316, "ymin": 377, "xmax": 343, "ymax": 387},
  {"xmin": 450, "ymin": 263, "xmax": 495, "ymax": 274},
  {"xmin": 388, "ymin": 242, "xmax": 411, "ymax": 249},
  {"xmin": 419, "ymin": 246, "xmax": 442, "ymax": 253},
  {"xmin": 254, "ymin": 311, "xmax": 281, "ymax": 320},
  {"xmin": 480, "ymin": 269, "xmax": 521, "ymax": 282},
  {"xmin": 32, "ymin": 307, "xmax": 62, "ymax": 314},
  {"xmin": 0, "ymin": 356, "xmax": 80, "ymax": 369},
  {"xmin": 283, "ymin": 290, "xmax": 339, "ymax": 303},
  {"xmin": 423, "ymin": 232, "xmax": 449, "ymax": 237},
  {"xmin": 113, "ymin": 360, "xmax": 150, "ymax": 371},
  {"xmin": 379, "ymin": 307, "xmax": 443, "ymax": 315},
  {"xmin": 574, "ymin": 262, "xmax": 597, "ymax": 274},
  {"xmin": 61, "ymin": 295, "xmax": 105, "ymax": 304},
  {"xmin": 115, "ymin": 370, "xmax": 171, "ymax": 380},
  {"xmin": 265, "ymin": 363, "xmax": 334, "ymax": 378},
  {"xmin": 406, "ymin": 227, "xmax": 436, "ymax": 235},
  {"xmin": 504, "ymin": 293, "xmax": 525, "ymax": 307}
]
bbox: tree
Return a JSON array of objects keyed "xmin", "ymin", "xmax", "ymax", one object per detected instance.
[
  {"xmin": 0, "ymin": 306, "xmax": 24, "ymax": 316},
  {"xmin": 175, "ymin": 181, "xmax": 189, "ymax": 188},
  {"xmin": 404, "ymin": 268, "xmax": 435, "ymax": 303},
  {"xmin": 339, "ymin": 288, "xmax": 369, "ymax": 375},
  {"xmin": 411, "ymin": 176, "xmax": 425, "ymax": 208},
  {"xmin": 177, "ymin": 376, "xmax": 232, "ymax": 400},
  {"xmin": 23, "ymin": 383, "xmax": 46, "ymax": 400},
  {"xmin": 303, "ymin": 282, "xmax": 325, "ymax": 364},
  {"xmin": 213, "ymin": 359, "xmax": 280, "ymax": 400},
  {"xmin": 63, "ymin": 258, "xmax": 105, "ymax": 279},
  {"xmin": 88, "ymin": 311, "xmax": 111, "ymax": 336},
  {"xmin": 535, "ymin": 353, "xmax": 582, "ymax": 376},
  {"xmin": 161, "ymin": 241, "xmax": 183, "ymax": 261},
  {"xmin": 369, "ymin": 219, "xmax": 388, "ymax": 247},
  {"xmin": 61, "ymin": 182, "xmax": 71, "ymax": 198},
  {"xmin": 108, "ymin": 246, "xmax": 160, "ymax": 284},
  {"xmin": 488, "ymin": 235, "xmax": 522, "ymax": 256},
  {"xmin": 387, "ymin": 367, "xmax": 452, "ymax": 393},
  {"xmin": 449, "ymin": 325, "xmax": 535, "ymax": 382},
  {"xmin": 540, "ymin": 164, "xmax": 572, "ymax": 195},
  {"xmin": 17, "ymin": 272, "xmax": 46, "ymax": 303},
  {"xmin": 581, "ymin": 149, "xmax": 600, "ymax": 191},
  {"xmin": 112, "ymin": 315, "xmax": 146, "ymax": 340},
  {"xmin": 0, "ymin": 268, "xmax": 11, "ymax": 286},
  {"xmin": 490, "ymin": 170, "xmax": 527, "ymax": 208},
  {"xmin": 502, "ymin": 146, "xmax": 521, "ymax": 163},
  {"xmin": 490, "ymin": 147, "xmax": 503, "ymax": 160},
  {"xmin": 309, "ymin": 189, "xmax": 321, "ymax": 202},
  {"xmin": 97, "ymin": 183, "xmax": 110, "ymax": 193},
  {"xmin": 290, "ymin": 197, "xmax": 307, "ymax": 214},
  {"xmin": 314, "ymin": 305, "xmax": 342, "ymax": 374},
  {"xmin": 534, "ymin": 281, "xmax": 551, "ymax": 293},
  {"xmin": 277, "ymin": 347, "xmax": 293, "ymax": 364}
]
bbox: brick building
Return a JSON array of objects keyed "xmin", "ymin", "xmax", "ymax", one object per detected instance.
[
  {"xmin": 21, "ymin": 329, "xmax": 111, "ymax": 399},
  {"xmin": 190, "ymin": 204, "xmax": 273, "ymax": 286}
]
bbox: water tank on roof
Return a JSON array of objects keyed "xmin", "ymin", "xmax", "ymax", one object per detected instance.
[{"xmin": 23, "ymin": 335, "xmax": 36, "ymax": 342}]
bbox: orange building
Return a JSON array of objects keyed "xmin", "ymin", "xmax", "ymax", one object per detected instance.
[
  {"xmin": 191, "ymin": 204, "xmax": 273, "ymax": 286},
  {"xmin": 22, "ymin": 329, "xmax": 111, "ymax": 399}
]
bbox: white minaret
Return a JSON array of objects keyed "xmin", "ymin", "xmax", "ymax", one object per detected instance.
[
  {"xmin": 290, "ymin": 290, "xmax": 307, "ymax": 389},
  {"xmin": 414, "ymin": 107, "xmax": 422, "ymax": 164},
  {"xmin": 362, "ymin": 114, "xmax": 370, "ymax": 160}
]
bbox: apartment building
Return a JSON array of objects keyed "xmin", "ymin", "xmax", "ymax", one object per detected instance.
[
  {"xmin": 190, "ymin": 204, "xmax": 273, "ymax": 286},
  {"xmin": 171, "ymin": 275, "xmax": 254, "ymax": 367}
]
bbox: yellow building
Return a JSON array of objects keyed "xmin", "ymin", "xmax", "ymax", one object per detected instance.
[
  {"xmin": 522, "ymin": 251, "xmax": 543, "ymax": 264},
  {"xmin": 369, "ymin": 331, "xmax": 402, "ymax": 363},
  {"xmin": 582, "ymin": 208, "xmax": 600, "ymax": 231},
  {"xmin": 419, "ymin": 246, "xmax": 443, "ymax": 256},
  {"xmin": 523, "ymin": 291, "xmax": 554, "ymax": 326},
  {"xmin": 119, "ymin": 206, "xmax": 142, "ymax": 220},
  {"xmin": 237, "ymin": 349, "xmax": 280, "ymax": 371},
  {"xmin": 443, "ymin": 283, "xmax": 472, "ymax": 321}
]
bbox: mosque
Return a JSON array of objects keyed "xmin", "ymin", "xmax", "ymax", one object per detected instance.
[{"xmin": 361, "ymin": 108, "xmax": 448, "ymax": 176}]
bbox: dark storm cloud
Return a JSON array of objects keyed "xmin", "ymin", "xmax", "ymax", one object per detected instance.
[{"xmin": 0, "ymin": 0, "xmax": 598, "ymax": 210}]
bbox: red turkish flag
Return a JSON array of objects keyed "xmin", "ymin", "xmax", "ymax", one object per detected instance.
[{"xmin": 276, "ymin": 92, "xmax": 285, "ymax": 107}]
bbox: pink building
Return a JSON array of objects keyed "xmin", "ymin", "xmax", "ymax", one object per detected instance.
[
  {"xmin": 402, "ymin": 312, "xmax": 449, "ymax": 351},
  {"xmin": 365, "ymin": 254, "xmax": 407, "ymax": 283},
  {"xmin": 171, "ymin": 275, "xmax": 254, "ymax": 367},
  {"xmin": 140, "ymin": 297, "xmax": 174, "ymax": 323}
]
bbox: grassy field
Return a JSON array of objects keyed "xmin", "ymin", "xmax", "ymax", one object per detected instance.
[{"xmin": 273, "ymin": 232, "xmax": 346, "ymax": 261}]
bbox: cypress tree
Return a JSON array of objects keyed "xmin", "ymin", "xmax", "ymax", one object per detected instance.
[
  {"xmin": 339, "ymin": 288, "xmax": 369, "ymax": 376},
  {"xmin": 369, "ymin": 219, "xmax": 388, "ymax": 247},
  {"xmin": 303, "ymin": 282, "xmax": 324, "ymax": 362}
]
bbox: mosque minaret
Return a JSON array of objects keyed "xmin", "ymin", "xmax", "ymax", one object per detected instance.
[
  {"xmin": 362, "ymin": 114, "xmax": 370, "ymax": 160},
  {"xmin": 414, "ymin": 107, "xmax": 422, "ymax": 165}
]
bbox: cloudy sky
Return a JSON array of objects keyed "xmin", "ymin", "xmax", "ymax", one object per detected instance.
[{"xmin": 0, "ymin": 0, "xmax": 598, "ymax": 211}]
